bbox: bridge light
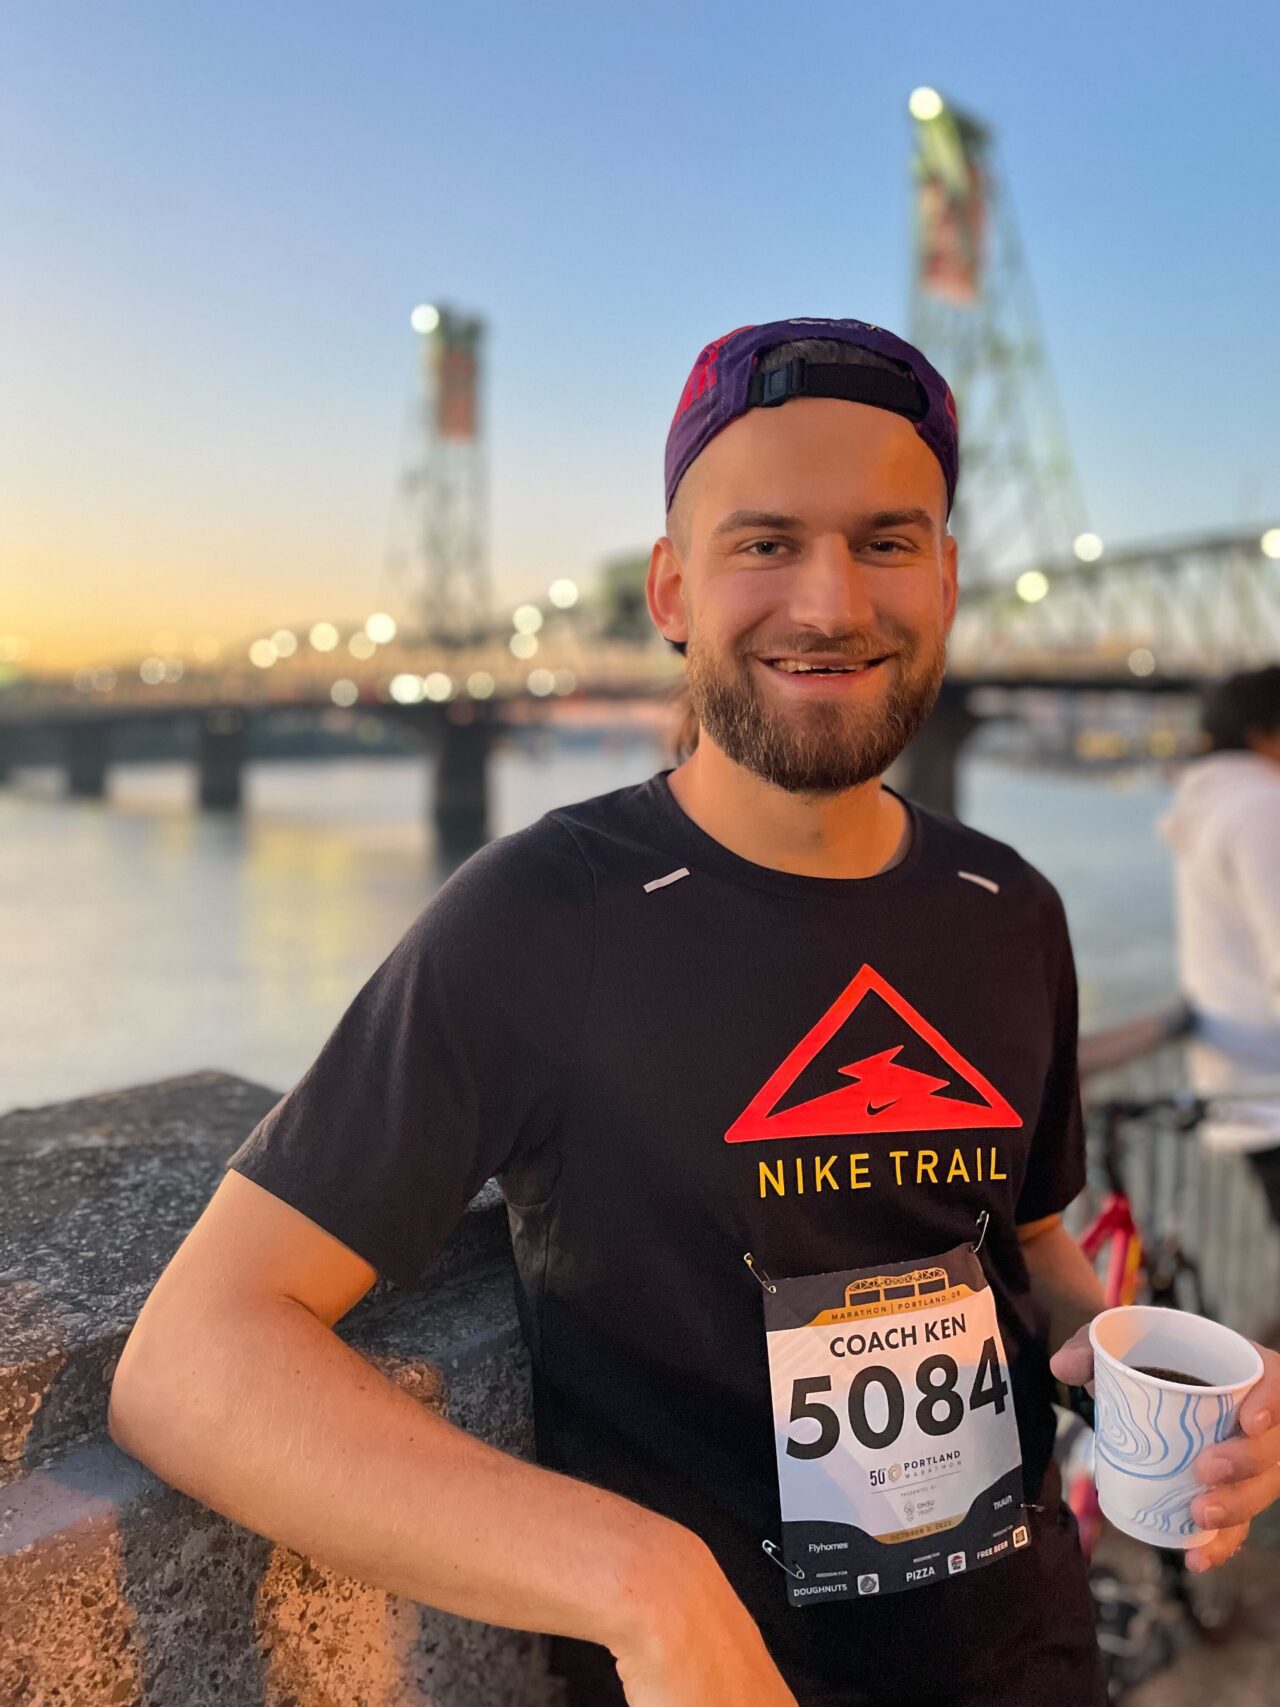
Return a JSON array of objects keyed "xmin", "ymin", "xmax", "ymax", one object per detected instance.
[
  {"xmin": 330, "ymin": 679, "xmax": 359, "ymax": 707},
  {"xmin": 390, "ymin": 672, "xmax": 425, "ymax": 703},
  {"xmin": 162, "ymin": 657, "xmax": 184, "ymax": 683},
  {"xmin": 1128, "ymin": 647, "xmax": 1156, "ymax": 677},
  {"xmin": 467, "ymin": 670, "xmax": 495, "ymax": 698},
  {"xmin": 548, "ymin": 578, "xmax": 579, "ymax": 609},
  {"xmin": 365, "ymin": 612, "xmax": 397, "ymax": 644},
  {"xmin": 424, "ymin": 671, "xmax": 453, "ymax": 701},
  {"xmin": 410, "ymin": 304, "xmax": 440, "ymax": 335},
  {"xmin": 908, "ymin": 87, "xmax": 944, "ymax": 121},
  {"xmin": 348, "ymin": 631, "xmax": 376, "ymax": 659},
  {"xmin": 1261, "ymin": 527, "xmax": 1280, "ymax": 560},
  {"xmin": 309, "ymin": 621, "xmax": 339, "ymax": 652},
  {"xmin": 1015, "ymin": 570, "xmax": 1050, "ymax": 603},
  {"xmin": 140, "ymin": 656, "xmax": 166, "ymax": 684},
  {"xmin": 249, "ymin": 639, "xmax": 277, "ymax": 668},
  {"xmin": 271, "ymin": 629, "xmax": 298, "ymax": 658},
  {"xmin": 528, "ymin": 668, "xmax": 555, "ymax": 697},
  {"xmin": 510, "ymin": 631, "xmax": 539, "ymax": 659},
  {"xmin": 513, "ymin": 603, "xmax": 544, "ymax": 634},
  {"xmin": 1073, "ymin": 532, "xmax": 1104, "ymax": 562},
  {"xmin": 552, "ymin": 668, "xmax": 576, "ymax": 695},
  {"xmin": 93, "ymin": 667, "xmax": 117, "ymax": 692}
]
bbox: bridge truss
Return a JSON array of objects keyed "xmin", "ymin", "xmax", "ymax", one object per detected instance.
[{"xmin": 949, "ymin": 529, "xmax": 1280, "ymax": 681}]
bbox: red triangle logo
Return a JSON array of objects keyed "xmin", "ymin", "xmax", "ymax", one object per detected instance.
[{"xmin": 724, "ymin": 963, "xmax": 1023, "ymax": 1144}]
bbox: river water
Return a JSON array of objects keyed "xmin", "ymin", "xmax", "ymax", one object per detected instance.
[{"xmin": 0, "ymin": 740, "xmax": 1179, "ymax": 1114}]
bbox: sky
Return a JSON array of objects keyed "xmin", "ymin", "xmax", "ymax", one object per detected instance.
[{"xmin": 4, "ymin": 1, "xmax": 1279, "ymax": 671}]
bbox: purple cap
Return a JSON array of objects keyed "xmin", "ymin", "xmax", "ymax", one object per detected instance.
[{"xmin": 664, "ymin": 316, "xmax": 958, "ymax": 518}]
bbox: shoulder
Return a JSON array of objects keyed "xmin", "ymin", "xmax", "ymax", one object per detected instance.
[
  {"xmin": 910, "ymin": 799, "xmax": 1071, "ymax": 941},
  {"xmin": 375, "ymin": 813, "xmax": 597, "ymax": 1039},
  {"xmin": 407, "ymin": 813, "xmax": 595, "ymax": 971},
  {"xmin": 432, "ymin": 811, "xmax": 593, "ymax": 911},
  {"xmin": 1220, "ymin": 768, "xmax": 1280, "ymax": 840},
  {"xmin": 412, "ymin": 771, "xmax": 677, "ymax": 954}
]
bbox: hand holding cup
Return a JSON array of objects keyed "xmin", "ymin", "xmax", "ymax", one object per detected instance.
[{"xmin": 1052, "ymin": 1307, "xmax": 1280, "ymax": 1570}]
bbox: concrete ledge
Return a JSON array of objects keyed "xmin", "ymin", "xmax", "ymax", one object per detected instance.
[
  {"xmin": 0, "ymin": 1073, "xmax": 511, "ymax": 1488},
  {"xmin": 0, "ymin": 1075, "xmax": 564, "ymax": 1706}
]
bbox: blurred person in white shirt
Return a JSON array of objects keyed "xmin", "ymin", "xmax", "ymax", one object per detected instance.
[{"xmin": 1160, "ymin": 664, "xmax": 1280, "ymax": 1232}]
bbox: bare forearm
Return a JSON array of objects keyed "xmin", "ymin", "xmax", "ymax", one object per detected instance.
[
  {"xmin": 108, "ymin": 1293, "xmax": 696, "ymax": 1653},
  {"xmin": 1020, "ymin": 1223, "xmax": 1105, "ymax": 1354}
]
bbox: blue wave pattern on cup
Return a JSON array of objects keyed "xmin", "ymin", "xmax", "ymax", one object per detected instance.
[{"xmin": 1095, "ymin": 1366, "xmax": 1236, "ymax": 1537}]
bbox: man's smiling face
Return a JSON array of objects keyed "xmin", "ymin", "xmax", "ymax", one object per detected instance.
[{"xmin": 650, "ymin": 395, "xmax": 959, "ymax": 796}]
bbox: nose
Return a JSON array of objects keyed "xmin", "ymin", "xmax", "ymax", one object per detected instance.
[{"xmin": 783, "ymin": 534, "xmax": 879, "ymax": 637}]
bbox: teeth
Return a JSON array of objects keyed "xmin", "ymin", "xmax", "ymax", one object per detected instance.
[{"xmin": 770, "ymin": 659, "xmax": 868, "ymax": 674}]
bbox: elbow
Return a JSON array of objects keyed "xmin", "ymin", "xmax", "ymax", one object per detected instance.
[
  {"xmin": 106, "ymin": 1325, "xmax": 169, "ymax": 1464},
  {"xmin": 106, "ymin": 1355, "xmax": 146, "ymax": 1459}
]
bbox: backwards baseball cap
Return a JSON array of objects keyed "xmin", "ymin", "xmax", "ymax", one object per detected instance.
[{"xmin": 664, "ymin": 316, "xmax": 958, "ymax": 521}]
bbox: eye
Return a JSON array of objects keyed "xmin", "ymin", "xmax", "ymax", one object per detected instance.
[
  {"xmin": 865, "ymin": 538, "xmax": 913, "ymax": 556},
  {"xmin": 742, "ymin": 539, "xmax": 788, "ymax": 558}
]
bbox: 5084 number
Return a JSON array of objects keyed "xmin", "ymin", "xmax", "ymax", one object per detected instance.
[{"xmin": 786, "ymin": 1338, "xmax": 1009, "ymax": 1460}]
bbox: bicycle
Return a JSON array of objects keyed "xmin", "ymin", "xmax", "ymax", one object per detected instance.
[{"xmin": 1056, "ymin": 1090, "xmax": 1262, "ymax": 1700}]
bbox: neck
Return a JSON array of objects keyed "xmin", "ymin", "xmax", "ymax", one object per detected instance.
[{"xmin": 667, "ymin": 738, "xmax": 909, "ymax": 879}]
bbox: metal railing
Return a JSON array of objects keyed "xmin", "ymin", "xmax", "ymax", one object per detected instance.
[{"xmin": 1074, "ymin": 1003, "xmax": 1280, "ymax": 1344}]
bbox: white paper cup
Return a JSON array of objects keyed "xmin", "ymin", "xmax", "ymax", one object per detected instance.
[{"xmin": 1089, "ymin": 1305, "xmax": 1263, "ymax": 1548}]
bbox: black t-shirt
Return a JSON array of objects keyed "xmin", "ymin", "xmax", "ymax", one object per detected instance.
[{"xmin": 225, "ymin": 769, "xmax": 1088, "ymax": 1704}]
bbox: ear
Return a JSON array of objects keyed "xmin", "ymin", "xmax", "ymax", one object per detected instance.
[{"xmin": 647, "ymin": 535, "xmax": 689, "ymax": 650}]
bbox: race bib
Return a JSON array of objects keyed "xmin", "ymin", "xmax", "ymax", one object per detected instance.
[{"xmin": 761, "ymin": 1241, "xmax": 1027, "ymax": 1602}]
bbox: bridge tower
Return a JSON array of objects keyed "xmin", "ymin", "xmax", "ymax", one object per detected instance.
[
  {"xmin": 906, "ymin": 89, "xmax": 1088, "ymax": 582},
  {"xmin": 384, "ymin": 303, "xmax": 497, "ymax": 867},
  {"xmin": 387, "ymin": 303, "xmax": 492, "ymax": 647}
]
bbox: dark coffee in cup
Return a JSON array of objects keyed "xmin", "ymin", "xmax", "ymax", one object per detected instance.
[{"xmin": 1130, "ymin": 1365, "xmax": 1211, "ymax": 1386}]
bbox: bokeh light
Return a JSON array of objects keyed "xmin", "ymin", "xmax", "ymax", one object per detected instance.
[{"xmin": 908, "ymin": 87, "xmax": 944, "ymax": 121}]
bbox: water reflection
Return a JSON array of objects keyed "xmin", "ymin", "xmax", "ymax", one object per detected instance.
[{"xmin": 1, "ymin": 745, "xmax": 1174, "ymax": 1113}]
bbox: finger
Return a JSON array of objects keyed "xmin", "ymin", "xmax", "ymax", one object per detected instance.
[
  {"xmin": 1239, "ymin": 1346, "xmax": 1279, "ymax": 1436},
  {"xmin": 1186, "ymin": 1521, "xmax": 1249, "ymax": 1573},
  {"xmin": 1194, "ymin": 1421, "xmax": 1280, "ymax": 1485},
  {"xmin": 1193, "ymin": 1461, "xmax": 1280, "ymax": 1530},
  {"xmin": 1049, "ymin": 1327, "xmax": 1094, "ymax": 1386}
]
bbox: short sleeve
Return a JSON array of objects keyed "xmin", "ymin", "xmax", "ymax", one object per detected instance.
[
  {"xmin": 1015, "ymin": 874, "xmax": 1087, "ymax": 1225},
  {"xmin": 224, "ymin": 817, "xmax": 594, "ymax": 1289}
]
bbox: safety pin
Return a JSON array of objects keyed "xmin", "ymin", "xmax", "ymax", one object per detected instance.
[
  {"xmin": 744, "ymin": 1252, "xmax": 777, "ymax": 1293},
  {"xmin": 762, "ymin": 1539, "xmax": 805, "ymax": 1580},
  {"xmin": 971, "ymin": 1210, "xmax": 990, "ymax": 1255}
]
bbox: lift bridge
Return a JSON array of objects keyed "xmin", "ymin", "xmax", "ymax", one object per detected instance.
[{"xmin": 2, "ymin": 93, "xmax": 1277, "ymax": 863}]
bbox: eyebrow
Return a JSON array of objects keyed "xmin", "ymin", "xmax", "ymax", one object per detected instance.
[{"xmin": 709, "ymin": 506, "xmax": 936, "ymax": 540}]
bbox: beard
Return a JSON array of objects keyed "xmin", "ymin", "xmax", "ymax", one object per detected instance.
[{"xmin": 684, "ymin": 623, "xmax": 947, "ymax": 796}]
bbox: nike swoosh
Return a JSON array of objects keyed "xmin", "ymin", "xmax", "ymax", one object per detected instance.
[{"xmin": 867, "ymin": 1100, "xmax": 897, "ymax": 1116}]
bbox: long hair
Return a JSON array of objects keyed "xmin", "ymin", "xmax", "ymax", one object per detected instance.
[{"xmin": 666, "ymin": 681, "xmax": 700, "ymax": 762}]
